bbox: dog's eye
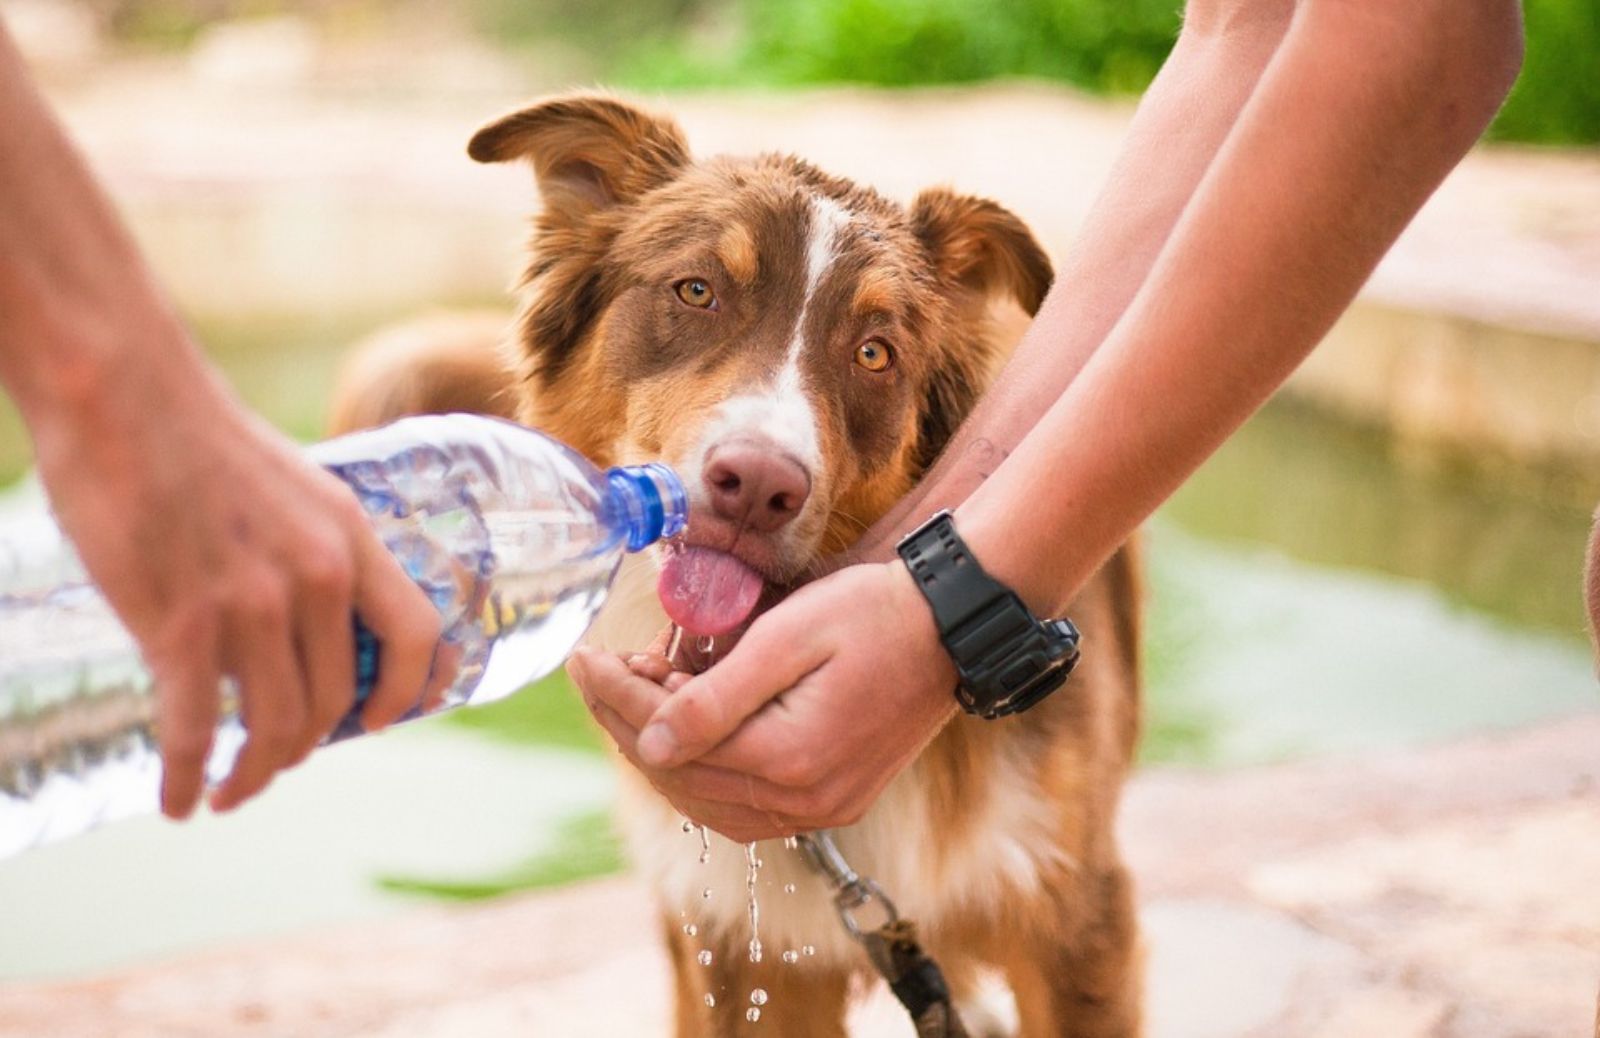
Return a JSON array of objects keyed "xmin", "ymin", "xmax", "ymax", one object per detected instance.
[
  {"xmin": 855, "ymin": 339, "xmax": 894, "ymax": 373},
  {"xmin": 674, "ymin": 278, "xmax": 718, "ymax": 310}
]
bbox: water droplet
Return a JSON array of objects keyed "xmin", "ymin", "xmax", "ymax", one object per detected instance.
[
  {"xmin": 755, "ymin": 857, "xmax": 764, "ymax": 868},
  {"xmin": 682, "ymin": 819, "xmax": 694, "ymax": 833},
  {"xmin": 699, "ymin": 850, "xmax": 711, "ymax": 865},
  {"xmin": 704, "ymin": 993, "xmax": 716, "ymax": 1008},
  {"xmin": 697, "ymin": 635, "xmax": 715, "ymax": 655},
  {"xmin": 744, "ymin": 842, "xmax": 763, "ymax": 965},
  {"xmin": 750, "ymin": 988, "xmax": 768, "ymax": 1006},
  {"xmin": 683, "ymin": 923, "xmax": 698, "ymax": 937},
  {"xmin": 781, "ymin": 950, "xmax": 799, "ymax": 964},
  {"xmin": 783, "ymin": 883, "xmax": 796, "ymax": 895},
  {"xmin": 783, "ymin": 836, "xmax": 799, "ymax": 850},
  {"xmin": 746, "ymin": 1008, "xmax": 762, "ymax": 1023},
  {"xmin": 702, "ymin": 887, "xmax": 713, "ymax": 899},
  {"xmin": 802, "ymin": 945, "xmax": 816, "ymax": 957},
  {"xmin": 697, "ymin": 949, "xmax": 713, "ymax": 966}
]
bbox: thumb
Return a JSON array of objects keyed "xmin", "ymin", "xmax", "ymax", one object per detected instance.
[{"xmin": 637, "ymin": 611, "xmax": 823, "ymax": 768}]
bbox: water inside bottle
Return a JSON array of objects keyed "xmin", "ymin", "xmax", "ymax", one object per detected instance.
[{"xmin": 0, "ymin": 425, "xmax": 636, "ymax": 859}]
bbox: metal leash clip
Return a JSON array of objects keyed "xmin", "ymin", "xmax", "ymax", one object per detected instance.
[
  {"xmin": 796, "ymin": 830, "xmax": 900, "ymax": 941},
  {"xmin": 795, "ymin": 830, "xmax": 970, "ymax": 1037}
]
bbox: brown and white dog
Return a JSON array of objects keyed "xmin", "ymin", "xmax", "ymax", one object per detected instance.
[{"xmin": 330, "ymin": 93, "xmax": 1144, "ymax": 1037}]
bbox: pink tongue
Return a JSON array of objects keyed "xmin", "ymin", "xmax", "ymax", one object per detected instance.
[{"xmin": 657, "ymin": 546, "xmax": 766, "ymax": 636}]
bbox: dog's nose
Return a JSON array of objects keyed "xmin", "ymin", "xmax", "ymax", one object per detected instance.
[{"xmin": 703, "ymin": 442, "xmax": 811, "ymax": 532}]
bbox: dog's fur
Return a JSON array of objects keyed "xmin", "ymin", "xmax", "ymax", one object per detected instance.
[{"xmin": 329, "ymin": 94, "xmax": 1143, "ymax": 1037}]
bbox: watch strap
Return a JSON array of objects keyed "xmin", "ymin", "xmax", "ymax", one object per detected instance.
[{"xmin": 897, "ymin": 510, "xmax": 1080, "ymax": 718}]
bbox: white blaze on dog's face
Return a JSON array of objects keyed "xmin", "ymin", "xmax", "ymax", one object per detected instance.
[{"xmin": 469, "ymin": 95, "xmax": 1052, "ymax": 638}]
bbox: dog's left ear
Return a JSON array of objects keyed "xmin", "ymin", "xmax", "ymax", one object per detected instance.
[
  {"xmin": 907, "ymin": 190, "xmax": 1052, "ymax": 473},
  {"xmin": 910, "ymin": 188, "xmax": 1053, "ymax": 315},
  {"xmin": 467, "ymin": 94, "xmax": 690, "ymax": 217}
]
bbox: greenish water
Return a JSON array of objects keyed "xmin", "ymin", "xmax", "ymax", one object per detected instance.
[
  {"xmin": 1164, "ymin": 399, "xmax": 1596, "ymax": 643},
  {"xmin": 2, "ymin": 315, "xmax": 1596, "ymax": 980}
]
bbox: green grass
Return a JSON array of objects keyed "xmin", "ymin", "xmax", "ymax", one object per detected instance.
[
  {"xmin": 375, "ymin": 808, "xmax": 625, "ymax": 901},
  {"xmin": 443, "ymin": 670, "xmax": 605, "ymax": 754},
  {"xmin": 0, "ymin": 403, "xmax": 27, "ymax": 490}
]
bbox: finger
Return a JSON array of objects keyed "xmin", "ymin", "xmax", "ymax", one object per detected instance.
[
  {"xmin": 420, "ymin": 639, "xmax": 463, "ymax": 714},
  {"xmin": 212, "ymin": 591, "xmax": 307, "ymax": 812},
  {"xmin": 586, "ymin": 697, "xmax": 794, "ymax": 822},
  {"xmin": 695, "ymin": 810, "xmax": 789, "ymax": 845},
  {"xmin": 577, "ymin": 648, "xmax": 832, "ymax": 811},
  {"xmin": 645, "ymin": 626, "xmax": 675, "ymax": 657},
  {"xmin": 585, "ymin": 696, "xmax": 640, "ymax": 755},
  {"xmin": 351, "ymin": 532, "xmax": 441, "ymax": 731},
  {"xmin": 587, "ymin": 699, "xmax": 813, "ymax": 838},
  {"xmin": 290, "ymin": 553, "xmax": 357, "ymax": 763},
  {"xmin": 637, "ymin": 612, "xmax": 826, "ymax": 768},
  {"xmin": 587, "ymin": 652, "xmax": 802, "ymax": 779},
  {"xmin": 579, "ymin": 649, "xmax": 671, "ymax": 731},
  {"xmin": 627, "ymin": 652, "xmax": 676, "ymax": 685},
  {"xmin": 151, "ymin": 620, "xmax": 221, "ymax": 820}
]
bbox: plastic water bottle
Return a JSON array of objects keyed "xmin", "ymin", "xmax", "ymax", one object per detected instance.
[{"xmin": 0, "ymin": 414, "xmax": 687, "ymax": 860}]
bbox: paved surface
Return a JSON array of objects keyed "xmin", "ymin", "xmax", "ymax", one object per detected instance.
[{"xmin": 4, "ymin": 716, "xmax": 1598, "ymax": 1037}]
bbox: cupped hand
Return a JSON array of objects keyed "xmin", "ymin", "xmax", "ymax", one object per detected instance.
[
  {"xmin": 571, "ymin": 561, "xmax": 957, "ymax": 842},
  {"xmin": 29, "ymin": 359, "xmax": 443, "ymax": 820}
]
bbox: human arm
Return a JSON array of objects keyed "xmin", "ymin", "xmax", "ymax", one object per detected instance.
[
  {"xmin": 958, "ymin": 0, "xmax": 1525, "ymax": 613},
  {"xmin": 854, "ymin": 0, "xmax": 1299, "ymax": 562},
  {"xmin": 580, "ymin": 0, "xmax": 1525, "ymax": 839},
  {"xmin": 0, "ymin": 22, "xmax": 442, "ymax": 817}
]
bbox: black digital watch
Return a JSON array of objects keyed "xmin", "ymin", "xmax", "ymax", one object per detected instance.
[{"xmin": 896, "ymin": 510, "xmax": 1080, "ymax": 719}]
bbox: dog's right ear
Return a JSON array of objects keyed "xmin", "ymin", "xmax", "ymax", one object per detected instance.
[{"xmin": 467, "ymin": 94, "xmax": 690, "ymax": 216}]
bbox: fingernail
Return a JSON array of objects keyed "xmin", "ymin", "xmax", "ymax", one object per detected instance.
[
  {"xmin": 567, "ymin": 649, "xmax": 591, "ymax": 684},
  {"xmin": 638, "ymin": 723, "xmax": 678, "ymax": 767}
]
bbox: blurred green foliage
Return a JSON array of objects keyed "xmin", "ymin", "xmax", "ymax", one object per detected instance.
[
  {"xmin": 81, "ymin": 0, "xmax": 1598, "ymax": 145},
  {"xmin": 619, "ymin": 0, "xmax": 1178, "ymax": 95},
  {"xmin": 616, "ymin": 0, "xmax": 1598, "ymax": 147},
  {"xmin": 1488, "ymin": 0, "xmax": 1600, "ymax": 145}
]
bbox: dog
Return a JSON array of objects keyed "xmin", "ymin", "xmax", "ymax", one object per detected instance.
[{"xmin": 329, "ymin": 93, "xmax": 1144, "ymax": 1037}]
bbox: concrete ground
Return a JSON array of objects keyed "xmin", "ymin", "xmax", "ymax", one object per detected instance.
[{"xmin": 3, "ymin": 717, "xmax": 1598, "ymax": 1037}]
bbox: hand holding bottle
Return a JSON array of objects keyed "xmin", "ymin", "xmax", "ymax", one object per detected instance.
[{"xmin": 26, "ymin": 352, "xmax": 443, "ymax": 820}]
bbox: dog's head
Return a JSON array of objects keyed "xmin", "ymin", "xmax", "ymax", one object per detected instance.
[{"xmin": 471, "ymin": 94, "xmax": 1051, "ymax": 636}]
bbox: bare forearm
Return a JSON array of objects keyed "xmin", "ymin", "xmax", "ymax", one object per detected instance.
[
  {"xmin": 959, "ymin": 0, "xmax": 1524, "ymax": 613},
  {"xmin": 0, "ymin": 23, "xmax": 213, "ymax": 432},
  {"xmin": 856, "ymin": 3, "xmax": 1295, "ymax": 557}
]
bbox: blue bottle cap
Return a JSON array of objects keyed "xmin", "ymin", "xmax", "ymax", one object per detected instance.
[{"xmin": 607, "ymin": 464, "xmax": 689, "ymax": 552}]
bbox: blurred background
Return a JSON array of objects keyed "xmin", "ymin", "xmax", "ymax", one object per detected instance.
[{"xmin": 0, "ymin": 1, "xmax": 1597, "ymax": 1034}]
